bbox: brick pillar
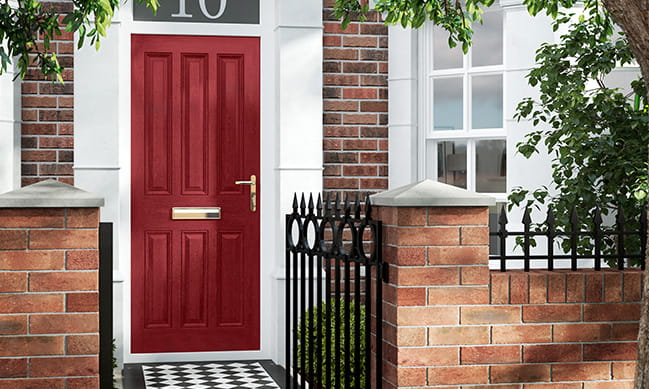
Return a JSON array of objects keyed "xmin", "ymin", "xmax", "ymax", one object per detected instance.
[
  {"xmin": 372, "ymin": 180, "xmax": 494, "ymax": 389},
  {"xmin": 0, "ymin": 179, "xmax": 104, "ymax": 388}
]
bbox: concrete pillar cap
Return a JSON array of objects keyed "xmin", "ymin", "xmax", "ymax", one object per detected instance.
[
  {"xmin": 0, "ymin": 179, "xmax": 105, "ymax": 208},
  {"xmin": 371, "ymin": 179, "xmax": 496, "ymax": 207}
]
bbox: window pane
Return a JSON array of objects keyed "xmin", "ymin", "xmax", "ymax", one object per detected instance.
[
  {"xmin": 438, "ymin": 141, "xmax": 467, "ymax": 189},
  {"xmin": 434, "ymin": 78, "xmax": 463, "ymax": 131},
  {"xmin": 472, "ymin": 11, "xmax": 503, "ymax": 67},
  {"xmin": 433, "ymin": 27, "xmax": 463, "ymax": 70},
  {"xmin": 472, "ymin": 74, "xmax": 503, "ymax": 129},
  {"xmin": 476, "ymin": 139, "xmax": 506, "ymax": 193}
]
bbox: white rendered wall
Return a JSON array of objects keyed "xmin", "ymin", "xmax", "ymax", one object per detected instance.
[
  {"xmin": 274, "ymin": 0, "xmax": 324, "ymax": 365},
  {"xmin": 0, "ymin": 64, "xmax": 20, "ymax": 194},
  {"xmin": 74, "ymin": 22, "xmax": 123, "ymax": 363},
  {"xmin": 502, "ymin": 4, "xmax": 555, "ymax": 227},
  {"xmin": 75, "ymin": 0, "xmax": 323, "ymax": 366},
  {"xmin": 387, "ymin": 27, "xmax": 418, "ymax": 189}
]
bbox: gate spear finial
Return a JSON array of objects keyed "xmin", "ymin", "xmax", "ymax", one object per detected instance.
[
  {"xmin": 308, "ymin": 193, "xmax": 315, "ymax": 215},
  {"xmin": 364, "ymin": 194, "xmax": 372, "ymax": 220},
  {"xmin": 316, "ymin": 193, "xmax": 323, "ymax": 217},
  {"xmin": 300, "ymin": 193, "xmax": 306, "ymax": 216},
  {"xmin": 344, "ymin": 193, "xmax": 351, "ymax": 218},
  {"xmin": 354, "ymin": 195, "xmax": 361, "ymax": 219}
]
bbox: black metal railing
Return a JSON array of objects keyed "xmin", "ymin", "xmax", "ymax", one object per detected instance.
[
  {"xmin": 490, "ymin": 206, "xmax": 647, "ymax": 272},
  {"xmin": 285, "ymin": 193, "xmax": 385, "ymax": 389}
]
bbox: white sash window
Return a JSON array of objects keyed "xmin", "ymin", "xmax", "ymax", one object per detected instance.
[{"xmin": 420, "ymin": 9, "xmax": 506, "ymax": 194}]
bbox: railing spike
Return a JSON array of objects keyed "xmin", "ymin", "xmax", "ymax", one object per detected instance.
[
  {"xmin": 522, "ymin": 207, "xmax": 532, "ymax": 272},
  {"xmin": 546, "ymin": 208, "xmax": 555, "ymax": 228},
  {"xmin": 292, "ymin": 193, "xmax": 299, "ymax": 212},
  {"xmin": 316, "ymin": 193, "xmax": 323, "ymax": 217},
  {"xmin": 308, "ymin": 193, "xmax": 315, "ymax": 212},
  {"xmin": 498, "ymin": 205, "xmax": 508, "ymax": 272},
  {"xmin": 546, "ymin": 207, "xmax": 556, "ymax": 271},
  {"xmin": 344, "ymin": 193, "xmax": 351, "ymax": 218},
  {"xmin": 522, "ymin": 207, "xmax": 532, "ymax": 225},
  {"xmin": 498, "ymin": 206, "xmax": 508, "ymax": 225},
  {"xmin": 570, "ymin": 206, "xmax": 579, "ymax": 225},
  {"xmin": 324, "ymin": 192, "xmax": 331, "ymax": 216},
  {"xmin": 365, "ymin": 194, "xmax": 372, "ymax": 220},
  {"xmin": 593, "ymin": 206, "xmax": 603, "ymax": 225},
  {"xmin": 334, "ymin": 192, "xmax": 341, "ymax": 217},
  {"xmin": 594, "ymin": 206, "xmax": 603, "ymax": 271},
  {"xmin": 569, "ymin": 205, "xmax": 579, "ymax": 271},
  {"xmin": 354, "ymin": 195, "xmax": 361, "ymax": 219},
  {"xmin": 300, "ymin": 193, "xmax": 307, "ymax": 216}
]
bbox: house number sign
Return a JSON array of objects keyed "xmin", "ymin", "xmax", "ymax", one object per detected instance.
[{"xmin": 133, "ymin": 0, "xmax": 259, "ymax": 24}]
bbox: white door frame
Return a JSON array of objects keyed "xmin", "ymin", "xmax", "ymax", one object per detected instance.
[{"xmin": 74, "ymin": 0, "xmax": 324, "ymax": 365}]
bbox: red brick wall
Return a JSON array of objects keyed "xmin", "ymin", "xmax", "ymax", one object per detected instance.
[
  {"xmin": 474, "ymin": 270, "xmax": 639, "ymax": 387},
  {"xmin": 323, "ymin": 1, "xmax": 388, "ymax": 196},
  {"xmin": 21, "ymin": 1, "xmax": 75, "ymax": 187},
  {"xmin": 0, "ymin": 208, "xmax": 99, "ymax": 388},
  {"xmin": 377, "ymin": 205, "xmax": 642, "ymax": 388}
]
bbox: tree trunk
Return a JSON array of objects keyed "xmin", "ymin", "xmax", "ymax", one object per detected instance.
[{"xmin": 600, "ymin": 2, "xmax": 649, "ymax": 387}]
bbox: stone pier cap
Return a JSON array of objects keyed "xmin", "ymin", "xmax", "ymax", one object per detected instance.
[
  {"xmin": 371, "ymin": 179, "xmax": 495, "ymax": 207},
  {"xmin": 0, "ymin": 179, "xmax": 105, "ymax": 208}
]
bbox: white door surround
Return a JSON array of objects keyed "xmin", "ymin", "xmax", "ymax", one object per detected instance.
[{"xmin": 74, "ymin": 0, "xmax": 324, "ymax": 365}]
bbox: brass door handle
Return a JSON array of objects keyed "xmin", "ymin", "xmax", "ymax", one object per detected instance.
[{"xmin": 235, "ymin": 174, "xmax": 256, "ymax": 212}]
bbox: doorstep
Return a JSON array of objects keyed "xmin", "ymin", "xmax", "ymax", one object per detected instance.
[{"xmin": 122, "ymin": 360, "xmax": 286, "ymax": 389}]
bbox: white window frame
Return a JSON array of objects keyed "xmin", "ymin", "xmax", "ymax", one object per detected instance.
[{"xmin": 418, "ymin": 9, "xmax": 507, "ymax": 195}]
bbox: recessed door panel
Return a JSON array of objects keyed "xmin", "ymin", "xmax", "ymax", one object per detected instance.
[
  {"xmin": 131, "ymin": 35, "xmax": 260, "ymax": 353},
  {"xmin": 144, "ymin": 232, "xmax": 172, "ymax": 329},
  {"xmin": 144, "ymin": 54, "xmax": 173, "ymax": 195},
  {"xmin": 181, "ymin": 54, "xmax": 209, "ymax": 195},
  {"xmin": 217, "ymin": 231, "xmax": 244, "ymax": 327},
  {"xmin": 218, "ymin": 55, "xmax": 245, "ymax": 195},
  {"xmin": 181, "ymin": 231, "xmax": 209, "ymax": 328}
]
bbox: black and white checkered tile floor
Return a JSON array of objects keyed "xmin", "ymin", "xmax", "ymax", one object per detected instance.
[{"xmin": 140, "ymin": 361, "xmax": 281, "ymax": 389}]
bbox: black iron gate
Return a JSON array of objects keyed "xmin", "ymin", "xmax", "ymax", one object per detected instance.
[
  {"xmin": 99, "ymin": 222, "xmax": 114, "ymax": 389},
  {"xmin": 285, "ymin": 193, "xmax": 385, "ymax": 389}
]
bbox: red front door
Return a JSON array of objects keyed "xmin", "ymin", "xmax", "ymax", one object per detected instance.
[{"xmin": 131, "ymin": 35, "xmax": 260, "ymax": 353}]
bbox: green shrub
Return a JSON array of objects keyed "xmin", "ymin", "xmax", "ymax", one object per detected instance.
[{"xmin": 297, "ymin": 298, "xmax": 367, "ymax": 388}]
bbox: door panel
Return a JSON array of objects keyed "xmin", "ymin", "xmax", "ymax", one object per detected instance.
[
  {"xmin": 181, "ymin": 54, "xmax": 209, "ymax": 195},
  {"xmin": 144, "ymin": 54, "xmax": 173, "ymax": 195},
  {"xmin": 144, "ymin": 231, "xmax": 172, "ymax": 329},
  {"xmin": 131, "ymin": 35, "xmax": 260, "ymax": 353},
  {"xmin": 217, "ymin": 55, "xmax": 246, "ymax": 195},
  {"xmin": 180, "ymin": 231, "xmax": 208, "ymax": 328},
  {"xmin": 217, "ymin": 231, "xmax": 245, "ymax": 327}
]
